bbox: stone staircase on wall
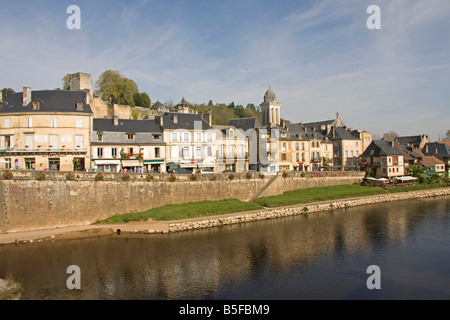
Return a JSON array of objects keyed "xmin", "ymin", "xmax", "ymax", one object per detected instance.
[{"xmin": 249, "ymin": 174, "xmax": 279, "ymax": 202}]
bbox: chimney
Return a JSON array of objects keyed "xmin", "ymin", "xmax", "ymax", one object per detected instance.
[
  {"xmin": 159, "ymin": 116, "xmax": 164, "ymax": 126},
  {"xmin": 113, "ymin": 115, "xmax": 119, "ymax": 126},
  {"xmin": 84, "ymin": 89, "xmax": 90, "ymax": 105},
  {"xmin": 23, "ymin": 87, "xmax": 31, "ymax": 106},
  {"xmin": 173, "ymin": 114, "xmax": 178, "ymax": 124},
  {"xmin": 202, "ymin": 113, "xmax": 211, "ymax": 126}
]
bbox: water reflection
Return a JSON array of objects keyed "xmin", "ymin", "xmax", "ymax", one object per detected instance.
[{"xmin": 1, "ymin": 197, "xmax": 450, "ymax": 299}]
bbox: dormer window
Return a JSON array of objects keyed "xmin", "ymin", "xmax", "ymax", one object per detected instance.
[
  {"xmin": 76, "ymin": 102, "xmax": 84, "ymax": 111},
  {"xmin": 32, "ymin": 102, "xmax": 39, "ymax": 110}
]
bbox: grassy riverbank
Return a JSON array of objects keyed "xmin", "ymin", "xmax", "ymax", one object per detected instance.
[
  {"xmin": 100, "ymin": 183, "xmax": 448, "ymax": 224},
  {"xmin": 101, "ymin": 199, "xmax": 265, "ymax": 223}
]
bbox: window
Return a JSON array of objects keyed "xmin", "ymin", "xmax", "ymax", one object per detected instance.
[
  {"xmin": 171, "ymin": 133, "xmax": 178, "ymax": 142},
  {"xmin": 302, "ymin": 153, "xmax": 305, "ymax": 162},
  {"xmin": 183, "ymin": 132, "xmax": 190, "ymax": 142},
  {"xmin": 75, "ymin": 135, "xmax": 83, "ymax": 149},
  {"xmin": 155, "ymin": 147, "xmax": 160, "ymax": 158},
  {"xmin": 32, "ymin": 102, "xmax": 39, "ymax": 110},
  {"xmin": 4, "ymin": 119, "xmax": 10, "ymax": 129},
  {"xmin": 97, "ymin": 148, "xmax": 104, "ymax": 157},
  {"xmin": 195, "ymin": 146, "xmax": 202, "ymax": 159},
  {"xmin": 49, "ymin": 135, "xmax": 58, "ymax": 149},
  {"xmin": 76, "ymin": 118, "xmax": 82, "ymax": 128},
  {"xmin": 281, "ymin": 143, "xmax": 287, "ymax": 151},
  {"xmin": 25, "ymin": 135, "xmax": 33, "ymax": 149},
  {"xmin": 281, "ymin": 153, "xmax": 287, "ymax": 161},
  {"xmin": 296, "ymin": 153, "xmax": 300, "ymax": 162},
  {"xmin": 196, "ymin": 133, "xmax": 202, "ymax": 142},
  {"xmin": 112, "ymin": 148, "xmax": 117, "ymax": 158},
  {"xmin": 206, "ymin": 146, "xmax": 213, "ymax": 157},
  {"xmin": 48, "ymin": 158, "xmax": 60, "ymax": 171},
  {"xmin": 153, "ymin": 134, "xmax": 161, "ymax": 140},
  {"xmin": 127, "ymin": 134, "xmax": 135, "ymax": 140},
  {"xmin": 206, "ymin": 133, "xmax": 212, "ymax": 142},
  {"xmin": 97, "ymin": 134, "xmax": 103, "ymax": 142},
  {"xmin": 76, "ymin": 103, "xmax": 84, "ymax": 111},
  {"xmin": 25, "ymin": 158, "xmax": 35, "ymax": 170},
  {"xmin": 4, "ymin": 158, "xmax": 11, "ymax": 169},
  {"xmin": 50, "ymin": 118, "xmax": 57, "ymax": 128},
  {"xmin": 26, "ymin": 118, "xmax": 32, "ymax": 128},
  {"xmin": 239, "ymin": 145, "xmax": 245, "ymax": 158},
  {"xmin": 182, "ymin": 147, "xmax": 190, "ymax": 160},
  {"xmin": 295, "ymin": 143, "xmax": 299, "ymax": 151}
]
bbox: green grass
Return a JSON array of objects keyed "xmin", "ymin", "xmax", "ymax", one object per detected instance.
[
  {"xmin": 100, "ymin": 199, "xmax": 265, "ymax": 223},
  {"xmin": 253, "ymin": 183, "xmax": 448, "ymax": 208},
  {"xmin": 99, "ymin": 183, "xmax": 449, "ymax": 224}
]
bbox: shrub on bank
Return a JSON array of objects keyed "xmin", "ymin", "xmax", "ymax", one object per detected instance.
[
  {"xmin": 146, "ymin": 174, "xmax": 154, "ymax": 182},
  {"xmin": 35, "ymin": 172, "xmax": 46, "ymax": 181},
  {"xmin": 1, "ymin": 171, "xmax": 13, "ymax": 180},
  {"xmin": 121, "ymin": 174, "xmax": 131, "ymax": 181},
  {"xmin": 95, "ymin": 173, "xmax": 104, "ymax": 181},
  {"xmin": 65, "ymin": 172, "xmax": 76, "ymax": 181}
]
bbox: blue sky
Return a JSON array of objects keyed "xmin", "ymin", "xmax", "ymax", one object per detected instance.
[{"xmin": 1, "ymin": 0, "xmax": 450, "ymax": 139}]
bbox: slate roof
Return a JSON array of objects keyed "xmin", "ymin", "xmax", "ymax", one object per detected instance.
[
  {"xmin": 228, "ymin": 117, "xmax": 264, "ymax": 132},
  {"xmin": 361, "ymin": 140, "xmax": 404, "ymax": 157},
  {"xmin": 330, "ymin": 127, "xmax": 359, "ymax": 140},
  {"xmin": 93, "ymin": 118, "xmax": 162, "ymax": 133},
  {"xmin": 160, "ymin": 112, "xmax": 212, "ymax": 130},
  {"xmin": 394, "ymin": 135, "xmax": 427, "ymax": 147},
  {"xmin": 0, "ymin": 90, "xmax": 93, "ymax": 114},
  {"xmin": 422, "ymin": 142, "xmax": 450, "ymax": 159}
]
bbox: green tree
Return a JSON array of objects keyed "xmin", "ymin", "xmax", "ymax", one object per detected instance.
[
  {"xmin": 1, "ymin": 88, "xmax": 15, "ymax": 98},
  {"xmin": 382, "ymin": 131, "xmax": 398, "ymax": 141},
  {"xmin": 61, "ymin": 74, "xmax": 72, "ymax": 90},
  {"xmin": 444, "ymin": 130, "xmax": 450, "ymax": 141},
  {"xmin": 137, "ymin": 92, "xmax": 151, "ymax": 108},
  {"xmin": 95, "ymin": 70, "xmax": 138, "ymax": 106}
]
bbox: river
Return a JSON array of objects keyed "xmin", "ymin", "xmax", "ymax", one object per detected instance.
[{"xmin": 1, "ymin": 196, "xmax": 450, "ymax": 300}]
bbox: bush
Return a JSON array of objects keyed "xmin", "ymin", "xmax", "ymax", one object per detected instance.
[
  {"xmin": 2, "ymin": 171, "xmax": 13, "ymax": 180},
  {"xmin": 146, "ymin": 174, "xmax": 154, "ymax": 182},
  {"xmin": 210, "ymin": 175, "xmax": 217, "ymax": 181},
  {"xmin": 245, "ymin": 172, "xmax": 252, "ymax": 179},
  {"xmin": 190, "ymin": 174, "xmax": 198, "ymax": 181},
  {"xmin": 169, "ymin": 175, "xmax": 176, "ymax": 182},
  {"xmin": 228, "ymin": 173, "xmax": 235, "ymax": 180},
  {"xmin": 65, "ymin": 172, "xmax": 76, "ymax": 181},
  {"xmin": 121, "ymin": 173, "xmax": 131, "ymax": 181},
  {"xmin": 282, "ymin": 171, "xmax": 288, "ymax": 178},
  {"xmin": 95, "ymin": 173, "xmax": 104, "ymax": 181},
  {"xmin": 300, "ymin": 172, "xmax": 306, "ymax": 177},
  {"xmin": 35, "ymin": 172, "xmax": 46, "ymax": 181}
]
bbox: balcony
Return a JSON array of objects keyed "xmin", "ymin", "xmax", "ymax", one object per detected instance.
[{"xmin": 0, "ymin": 147, "xmax": 88, "ymax": 154}]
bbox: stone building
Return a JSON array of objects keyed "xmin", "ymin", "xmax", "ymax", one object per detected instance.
[
  {"xmin": 360, "ymin": 140, "xmax": 405, "ymax": 178},
  {"xmin": 91, "ymin": 117, "xmax": 166, "ymax": 173},
  {"xmin": 159, "ymin": 112, "xmax": 215, "ymax": 172},
  {"xmin": 214, "ymin": 125, "xmax": 249, "ymax": 172},
  {"xmin": 0, "ymin": 88, "xmax": 93, "ymax": 171}
]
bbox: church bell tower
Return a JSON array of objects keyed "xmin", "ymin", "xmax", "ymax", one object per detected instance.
[{"xmin": 260, "ymin": 86, "xmax": 281, "ymax": 127}]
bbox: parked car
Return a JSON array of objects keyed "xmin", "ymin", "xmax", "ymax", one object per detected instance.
[
  {"xmin": 86, "ymin": 168, "xmax": 102, "ymax": 172},
  {"xmin": 172, "ymin": 168, "xmax": 191, "ymax": 174},
  {"xmin": 222, "ymin": 169, "xmax": 235, "ymax": 173},
  {"xmin": 199, "ymin": 168, "xmax": 214, "ymax": 174}
]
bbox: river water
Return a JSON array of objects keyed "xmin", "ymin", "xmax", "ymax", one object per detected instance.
[{"xmin": 1, "ymin": 197, "xmax": 450, "ymax": 300}]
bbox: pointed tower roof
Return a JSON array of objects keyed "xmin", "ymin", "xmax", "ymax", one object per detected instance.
[{"xmin": 263, "ymin": 86, "xmax": 278, "ymax": 103}]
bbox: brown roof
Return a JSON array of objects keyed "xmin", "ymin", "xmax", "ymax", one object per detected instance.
[{"xmin": 420, "ymin": 155, "xmax": 445, "ymax": 168}]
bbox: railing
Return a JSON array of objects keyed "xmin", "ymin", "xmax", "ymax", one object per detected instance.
[{"xmin": 0, "ymin": 147, "xmax": 88, "ymax": 153}]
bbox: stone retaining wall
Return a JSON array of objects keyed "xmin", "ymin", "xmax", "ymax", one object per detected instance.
[{"xmin": 168, "ymin": 188, "xmax": 450, "ymax": 233}]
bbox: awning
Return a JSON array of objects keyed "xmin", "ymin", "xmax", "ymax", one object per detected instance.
[
  {"xmin": 95, "ymin": 159, "xmax": 121, "ymax": 165},
  {"xmin": 121, "ymin": 160, "xmax": 141, "ymax": 167},
  {"xmin": 395, "ymin": 176, "xmax": 418, "ymax": 181},
  {"xmin": 166, "ymin": 162, "xmax": 179, "ymax": 170},
  {"xmin": 144, "ymin": 159, "xmax": 164, "ymax": 164}
]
